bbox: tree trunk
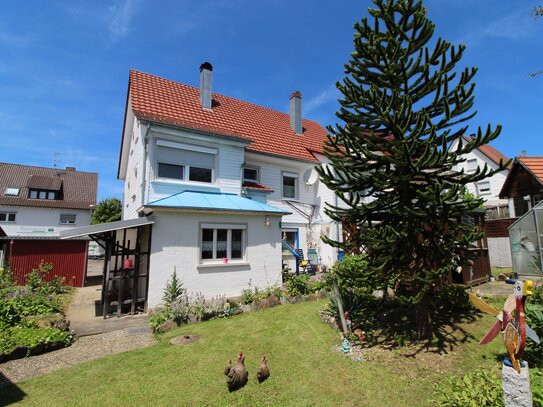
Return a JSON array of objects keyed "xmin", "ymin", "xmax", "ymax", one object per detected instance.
[{"xmin": 415, "ymin": 292, "xmax": 432, "ymax": 340}]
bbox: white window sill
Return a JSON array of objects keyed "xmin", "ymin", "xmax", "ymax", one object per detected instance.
[{"xmin": 197, "ymin": 261, "xmax": 249, "ymax": 269}]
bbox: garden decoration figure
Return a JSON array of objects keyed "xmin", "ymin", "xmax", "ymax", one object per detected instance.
[{"xmin": 471, "ymin": 280, "xmax": 540, "ymax": 373}]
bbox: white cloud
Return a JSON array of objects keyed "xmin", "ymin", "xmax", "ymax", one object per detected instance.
[
  {"xmin": 304, "ymin": 84, "xmax": 339, "ymax": 116},
  {"xmin": 461, "ymin": 10, "xmax": 537, "ymax": 47},
  {"xmin": 105, "ymin": 0, "xmax": 146, "ymax": 42}
]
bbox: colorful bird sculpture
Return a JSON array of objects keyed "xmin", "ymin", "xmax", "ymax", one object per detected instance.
[{"xmin": 470, "ymin": 280, "xmax": 540, "ymax": 373}]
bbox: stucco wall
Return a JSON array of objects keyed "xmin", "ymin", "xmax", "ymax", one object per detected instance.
[
  {"xmin": 148, "ymin": 210, "xmax": 283, "ymax": 308},
  {"xmin": 0, "ymin": 205, "xmax": 91, "ymax": 236},
  {"xmin": 122, "ymin": 117, "xmax": 146, "ymax": 220}
]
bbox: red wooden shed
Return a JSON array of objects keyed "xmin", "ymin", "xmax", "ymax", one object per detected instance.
[{"xmin": 3, "ymin": 238, "xmax": 88, "ymax": 287}]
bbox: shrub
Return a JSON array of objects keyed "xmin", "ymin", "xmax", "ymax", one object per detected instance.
[
  {"xmin": 26, "ymin": 261, "xmax": 54, "ymax": 293},
  {"xmin": 329, "ymin": 254, "xmax": 371, "ymax": 295},
  {"xmin": 432, "ymin": 369, "xmax": 502, "ymax": 406},
  {"xmin": 525, "ymin": 303, "xmax": 543, "ymax": 366},
  {"xmin": 433, "ymin": 284, "xmax": 471, "ymax": 312},
  {"xmin": 163, "ymin": 269, "xmax": 185, "ymax": 306},
  {"xmin": 0, "ymin": 299, "xmax": 22, "ymax": 329},
  {"xmin": 241, "ymin": 288, "xmax": 255, "ymax": 305},
  {"xmin": 532, "ymin": 368, "xmax": 543, "ymax": 406},
  {"xmin": 286, "ymin": 274, "xmax": 312, "ymax": 296},
  {"xmin": 0, "ymin": 266, "xmax": 14, "ymax": 291},
  {"xmin": 148, "ymin": 306, "xmax": 171, "ymax": 332},
  {"xmin": 0, "ymin": 326, "xmax": 72, "ymax": 355},
  {"xmin": 11, "ymin": 293, "xmax": 63, "ymax": 316},
  {"xmin": 170, "ymin": 294, "xmax": 191, "ymax": 325}
]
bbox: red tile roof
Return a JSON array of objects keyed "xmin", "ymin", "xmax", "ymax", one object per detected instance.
[
  {"xmin": 462, "ymin": 136, "xmax": 511, "ymax": 169},
  {"xmin": 0, "ymin": 163, "xmax": 98, "ymax": 210},
  {"xmin": 128, "ymin": 70, "xmax": 328, "ymax": 162},
  {"xmin": 518, "ymin": 157, "xmax": 543, "ymax": 184},
  {"xmin": 242, "ymin": 181, "xmax": 274, "ymax": 192}
]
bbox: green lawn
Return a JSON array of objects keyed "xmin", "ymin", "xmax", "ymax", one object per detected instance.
[{"xmin": 0, "ymin": 300, "xmax": 504, "ymax": 406}]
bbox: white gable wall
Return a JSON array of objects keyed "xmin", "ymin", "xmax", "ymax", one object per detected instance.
[{"xmin": 450, "ymin": 139, "xmax": 509, "ymax": 206}]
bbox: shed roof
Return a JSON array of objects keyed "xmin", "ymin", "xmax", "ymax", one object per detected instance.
[{"xmin": 146, "ymin": 191, "xmax": 289, "ymax": 214}]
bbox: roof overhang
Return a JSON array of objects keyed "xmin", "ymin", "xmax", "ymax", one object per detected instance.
[{"xmin": 59, "ymin": 216, "xmax": 155, "ymax": 239}]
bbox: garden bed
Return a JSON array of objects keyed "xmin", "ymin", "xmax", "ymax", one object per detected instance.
[{"xmin": 0, "ymin": 262, "xmax": 75, "ymax": 363}]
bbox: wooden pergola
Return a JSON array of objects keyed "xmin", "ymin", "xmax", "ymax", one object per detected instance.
[{"xmin": 60, "ymin": 217, "xmax": 154, "ymax": 318}]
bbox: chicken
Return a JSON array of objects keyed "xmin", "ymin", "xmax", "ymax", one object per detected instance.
[
  {"xmin": 225, "ymin": 352, "xmax": 248, "ymax": 392},
  {"xmin": 256, "ymin": 355, "xmax": 270, "ymax": 383}
]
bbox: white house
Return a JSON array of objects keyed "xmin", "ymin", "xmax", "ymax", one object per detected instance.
[
  {"xmin": 117, "ymin": 64, "xmax": 340, "ymax": 307},
  {"xmin": 0, "ymin": 163, "xmax": 98, "ymax": 286},
  {"xmin": 450, "ymin": 136, "xmax": 511, "ymax": 216}
]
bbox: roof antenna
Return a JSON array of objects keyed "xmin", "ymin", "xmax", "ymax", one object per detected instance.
[{"xmin": 53, "ymin": 152, "xmax": 59, "ymax": 168}]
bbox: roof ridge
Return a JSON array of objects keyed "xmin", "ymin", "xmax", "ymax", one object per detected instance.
[
  {"xmin": 0, "ymin": 162, "xmax": 99, "ymax": 175},
  {"xmin": 129, "ymin": 69, "xmax": 324, "ymax": 127}
]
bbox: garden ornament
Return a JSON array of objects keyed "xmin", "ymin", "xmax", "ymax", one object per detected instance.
[{"xmin": 470, "ymin": 280, "xmax": 540, "ymax": 373}]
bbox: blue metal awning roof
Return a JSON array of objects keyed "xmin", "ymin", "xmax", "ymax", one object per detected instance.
[{"xmin": 146, "ymin": 191, "xmax": 290, "ymax": 215}]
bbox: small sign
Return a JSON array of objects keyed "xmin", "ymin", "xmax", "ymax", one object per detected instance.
[{"xmin": 16, "ymin": 226, "xmax": 58, "ymax": 236}]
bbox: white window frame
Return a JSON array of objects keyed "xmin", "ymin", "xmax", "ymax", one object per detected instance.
[
  {"xmin": 477, "ymin": 181, "xmax": 491, "ymax": 195},
  {"xmin": 155, "ymin": 139, "xmax": 217, "ymax": 185},
  {"xmin": 199, "ymin": 223, "xmax": 247, "ymax": 264},
  {"xmin": 243, "ymin": 166, "xmax": 259, "ymax": 182},
  {"xmin": 0, "ymin": 212, "xmax": 16, "ymax": 222},
  {"xmin": 4, "ymin": 188, "xmax": 20, "ymax": 197},
  {"xmin": 59, "ymin": 214, "xmax": 77, "ymax": 225},
  {"xmin": 467, "ymin": 159, "xmax": 478, "ymax": 172},
  {"xmin": 282, "ymin": 172, "xmax": 298, "ymax": 200}
]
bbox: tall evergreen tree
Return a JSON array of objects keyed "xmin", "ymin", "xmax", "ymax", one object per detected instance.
[{"xmin": 318, "ymin": 0, "xmax": 508, "ymax": 338}]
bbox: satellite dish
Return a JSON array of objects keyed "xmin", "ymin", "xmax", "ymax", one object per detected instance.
[{"xmin": 303, "ymin": 168, "xmax": 319, "ymax": 186}]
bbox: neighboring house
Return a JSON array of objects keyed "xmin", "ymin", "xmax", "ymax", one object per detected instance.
[
  {"xmin": 0, "ymin": 163, "xmax": 98, "ymax": 286},
  {"xmin": 499, "ymin": 156, "xmax": 543, "ymax": 218},
  {"xmin": 450, "ymin": 136, "xmax": 511, "ymax": 218},
  {"xmin": 116, "ymin": 64, "xmax": 342, "ymax": 307}
]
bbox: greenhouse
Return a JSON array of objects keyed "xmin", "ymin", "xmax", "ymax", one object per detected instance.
[{"xmin": 509, "ymin": 200, "xmax": 543, "ymax": 276}]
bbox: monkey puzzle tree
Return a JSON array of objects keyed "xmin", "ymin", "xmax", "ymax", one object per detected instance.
[{"xmin": 318, "ymin": 0, "xmax": 508, "ymax": 338}]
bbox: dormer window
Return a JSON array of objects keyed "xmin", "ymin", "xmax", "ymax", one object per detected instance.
[
  {"xmin": 4, "ymin": 188, "xmax": 20, "ymax": 196},
  {"xmin": 243, "ymin": 167, "xmax": 259, "ymax": 182},
  {"xmin": 29, "ymin": 189, "xmax": 56, "ymax": 200},
  {"xmin": 156, "ymin": 140, "xmax": 216, "ymax": 184}
]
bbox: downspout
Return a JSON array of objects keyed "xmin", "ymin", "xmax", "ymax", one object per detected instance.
[{"xmin": 141, "ymin": 122, "xmax": 152, "ymax": 212}]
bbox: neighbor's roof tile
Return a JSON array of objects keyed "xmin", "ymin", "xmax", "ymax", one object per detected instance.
[
  {"xmin": 0, "ymin": 163, "xmax": 98, "ymax": 210},
  {"xmin": 128, "ymin": 70, "xmax": 327, "ymax": 162},
  {"xmin": 518, "ymin": 157, "xmax": 543, "ymax": 184}
]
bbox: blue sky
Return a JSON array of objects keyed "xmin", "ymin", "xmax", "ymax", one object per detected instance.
[{"xmin": 1, "ymin": 0, "xmax": 542, "ymax": 200}]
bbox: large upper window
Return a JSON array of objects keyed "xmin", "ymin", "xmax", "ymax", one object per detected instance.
[
  {"xmin": 156, "ymin": 140, "xmax": 216, "ymax": 184},
  {"xmin": 282, "ymin": 172, "xmax": 298, "ymax": 199},
  {"xmin": 200, "ymin": 224, "xmax": 246, "ymax": 263},
  {"xmin": 29, "ymin": 189, "xmax": 56, "ymax": 200},
  {"xmin": 0, "ymin": 212, "xmax": 16, "ymax": 222}
]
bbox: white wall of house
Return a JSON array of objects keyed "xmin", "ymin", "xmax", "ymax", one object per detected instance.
[
  {"xmin": 450, "ymin": 140, "xmax": 509, "ymax": 207},
  {"xmin": 145, "ymin": 125, "xmax": 248, "ymax": 203},
  {"xmin": 147, "ymin": 209, "xmax": 283, "ymax": 307},
  {"xmin": 0, "ymin": 205, "xmax": 91, "ymax": 236},
  {"xmin": 122, "ymin": 112, "xmax": 146, "ymax": 220}
]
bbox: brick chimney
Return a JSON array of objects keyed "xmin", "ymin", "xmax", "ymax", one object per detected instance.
[
  {"xmin": 289, "ymin": 91, "xmax": 302, "ymax": 134},
  {"xmin": 199, "ymin": 62, "xmax": 213, "ymax": 110}
]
